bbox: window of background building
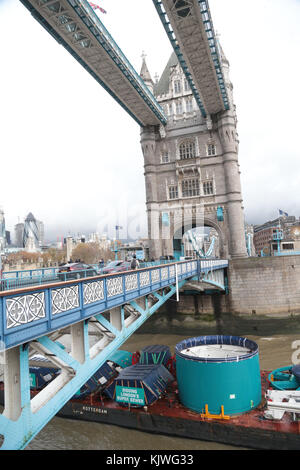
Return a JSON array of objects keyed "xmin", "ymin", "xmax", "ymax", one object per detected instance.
[
  {"xmin": 184, "ymin": 79, "xmax": 190, "ymax": 92},
  {"xmin": 161, "ymin": 153, "xmax": 169, "ymax": 164},
  {"xmin": 168, "ymin": 185, "xmax": 178, "ymax": 200},
  {"xmin": 175, "ymin": 100, "xmax": 183, "ymax": 114},
  {"xmin": 207, "ymin": 143, "xmax": 217, "ymax": 156},
  {"xmin": 282, "ymin": 243, "xmax": 294, "ymax": 250},
  {"xmin": 182, "ymin": 179, "xmax": 200, "ymax": 197},
  {"xmin": 174, "ymin": 80, "xmax": 181, "ymax": 94},
  {"xmin": 186, "ymin": 98, "xmax": 193, "ymax": 112},
  {"xmin": 203, "ymin": 181, "xmax": 214, "ymax": 195},
  {"xmin": 179, "ymin": 140, "xmax": 196, "ymax": 159}
]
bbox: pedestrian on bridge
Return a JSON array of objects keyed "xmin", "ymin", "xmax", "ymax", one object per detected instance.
[{"xmin": 130, "ymin": 255, "xmax": 139, "ymax": 270}]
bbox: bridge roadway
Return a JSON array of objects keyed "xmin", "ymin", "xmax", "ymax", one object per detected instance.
[
  {"xmin": 0, "ymin": 259, "xmax": 227, "ymax": 449},
  {"xmin": 152, "ymin": 0, "xmax": 229, "ymax": 117},
  {"xmin": 20, "ymin": 0, "xmax": 228, "ymax": 126},
  {"xmin": 20, "ymin": 0, "xmax": 167, "ymax": 127}
]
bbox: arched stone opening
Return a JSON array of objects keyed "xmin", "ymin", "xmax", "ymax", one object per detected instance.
[{"xmin": 172, "ymin": 216, "xmax": 227, "ymax": 259}]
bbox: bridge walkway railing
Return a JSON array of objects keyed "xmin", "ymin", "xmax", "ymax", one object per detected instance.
[
  {"xmin": 0, "ymin": 260, "xmax": 178, "ymax": 291},
  {"xmin": 0, "ymin": 260, "xmax": 202, "ymax": 351}
]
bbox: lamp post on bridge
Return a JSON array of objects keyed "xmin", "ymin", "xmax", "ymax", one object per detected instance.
[
  {"xmin": 0, "ymin": 235, "xmax": 5, "ymax": 277},
  {"xmin": 114, "ymin": 225, "xmax": 122, "ymax": 261},
  {"xmin": 0, "ymin": 244, "xmax": 5, "ymax": 290}
]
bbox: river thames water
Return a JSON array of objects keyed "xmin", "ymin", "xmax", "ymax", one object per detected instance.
[{"xmin": 25, "ymin": 310, "xmax": 300, "ymax": 450}]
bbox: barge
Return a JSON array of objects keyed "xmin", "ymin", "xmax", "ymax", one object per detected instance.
[
  {"xmin": 39, "ymin": 370, "xmax": 300, "ymax": 449},
  {"xmin": 1, "ymin": 337, "xmax": 300, "ymax": 450}
]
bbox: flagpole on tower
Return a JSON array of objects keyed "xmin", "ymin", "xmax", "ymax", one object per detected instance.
[
  {"xmin": 88, "ymin": 2, "xmax": 107, "ymax": 14},
  {"xmin": 278, "ymin": 209, "xmax": 282, "ymax": 229}
]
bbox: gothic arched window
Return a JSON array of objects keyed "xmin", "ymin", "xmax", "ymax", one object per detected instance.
[
  {"xmin": 186, "ymin": 97, "xmax": 193, "ymax": 112},
  {"xmin": 173, "ymin": 79, "xmax": 181, "ymax": 94},
  {"xmin": 179, "ymin": 140, "xmax": 196, "ymax": 159},
  {"xmin": 175, "ymin": 100, "xmax": 183, "ymax": 114}
]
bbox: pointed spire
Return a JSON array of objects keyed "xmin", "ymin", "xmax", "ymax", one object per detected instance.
[
  {"xmin": 215, "ymin": 31, "xmax": 229, "ymax": 67},
  {"xmin": 154, "ymin": 51, "xmax": 178, "ymax": 97},
  {"xmin": 140, "ymin": 51, "xmax": 154, "ymax": 93}
]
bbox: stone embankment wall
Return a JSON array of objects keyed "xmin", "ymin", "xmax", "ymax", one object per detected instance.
[
  {"xmin": 228, "ymin": 255, "xmax": 300, "ymax": 315},
  {"xmin": 173, "ymin": 292, "xmax": 227, "ymax": 315},
  {"xmin": 167, "ymin": 255, "xmax": 300, "ymax": 317}
]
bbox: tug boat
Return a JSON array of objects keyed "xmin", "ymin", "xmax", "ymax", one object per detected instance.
[{"xmin": 1, "ymin": 337, "xmax": 300, "ymax": 450}]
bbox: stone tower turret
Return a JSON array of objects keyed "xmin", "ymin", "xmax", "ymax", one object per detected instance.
[
  {"xmin": 140, "ymin": 44, "xmax": 247, "ymax": 260},
  {"xmin": 140, "ymin": 52, "xmax": 154, "ymax": 95}
]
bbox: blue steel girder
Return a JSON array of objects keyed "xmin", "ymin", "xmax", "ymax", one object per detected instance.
[
  {"xmin": 186, "ymin": 259, "xmax": 228, "ymax": 291},
  {"xmin": 152, "ymin": 0, "xmax": 229, "ymax": 117},
  {"xmin": 0, "ymin": 280, "xmax": 185, "ymax": 450},
  {"xmin": 199, "ymin": 259, "xmax": 228, "ymax": 290},
  {"xmin": 0, "ymin": 260, "xmax": 228, "ymax": 449},
  {"xmin": 200, "ymin": 277, "xmax": 225, "ymax": 291},
  {"xmin": 19, "ymin": 0, "xmax": 167, "ymax": 127}
]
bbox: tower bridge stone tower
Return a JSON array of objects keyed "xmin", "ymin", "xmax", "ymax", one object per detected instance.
[{"xmin": 140, "ymin": 47, "xmax": 247, "ymax": 260}]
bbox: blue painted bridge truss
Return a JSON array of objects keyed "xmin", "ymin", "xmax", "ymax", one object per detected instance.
[
  {"xmin": 20, "ymin": 0, "xmax": 167, "ymax": 127},
  {"xmin": 0, "ymin": 259, "xmax": 227, "ymax": 449},
  {"xmin": 152, "ymin": 0, "xmax": 230, "ymax": 117}
]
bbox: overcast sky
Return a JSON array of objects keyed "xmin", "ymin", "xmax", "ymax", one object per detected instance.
[{"xmin": 0, "ymin": 0, "xmax": 299, "ymax": 243}]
